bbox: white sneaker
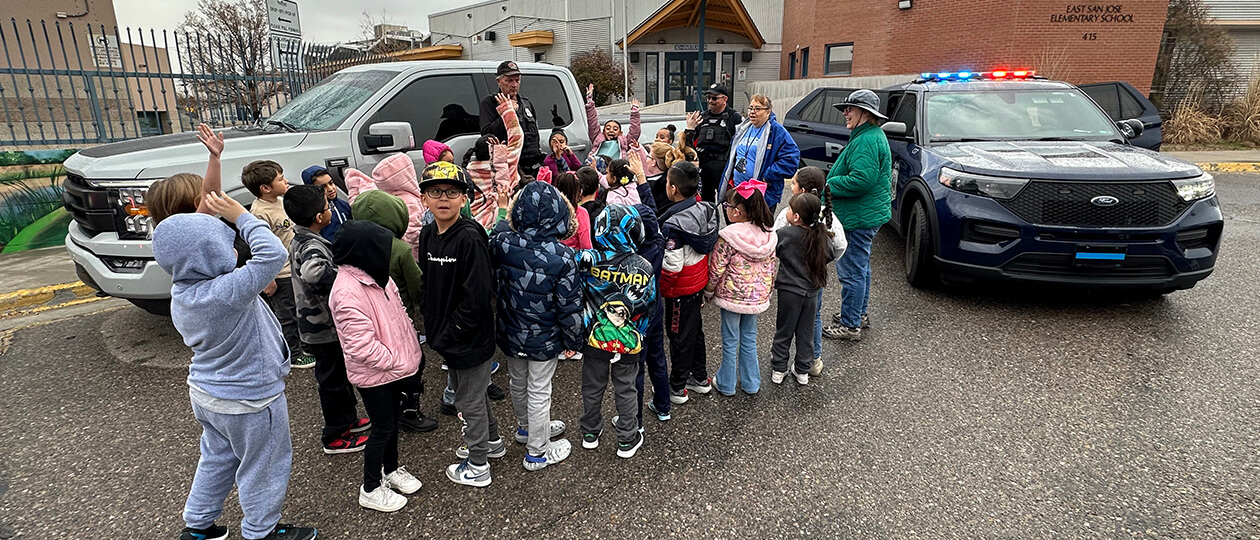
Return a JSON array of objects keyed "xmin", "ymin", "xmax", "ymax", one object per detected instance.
[
  {"xmin": 795, "ymin": 372, "xmax": 809, "ymax": 385},
  {"xmin": 523, "ymin": 439, "xmax": 573, "ymax": 471},
  {"xmin": 771, "ymin": 371, "xmax": 787, "ymax": 385},
  {"xmin": 359, "ymin": 484, "xmax": 407, "ymax": 512},
  {"xmin": 446, "ymin": 459, "xmax": 492, "ymax": 487},
  {"xmin": 382, "ymin": 466, "xmax": 422, "ymax": 495},
  {"xmin": 809, "ymin": 357, "xmax": 824, "ymax": 376}
]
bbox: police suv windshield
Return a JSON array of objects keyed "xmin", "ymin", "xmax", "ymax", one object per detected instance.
[
  {"xmin": 925, "ymin": 90, "xmax": 1120, "ymax": 143},
  {"xmin": 262, "ymin": 70, "xmax": 395, "ymax": 131}
]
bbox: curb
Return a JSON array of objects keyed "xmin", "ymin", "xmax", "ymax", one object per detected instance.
[
  {"xmin": 0, "ymin": 282, "xmax": 105, "ymax": 319},
  {"xmin": 1195, "ymin": 162, "xmax": 1260, "ymax": 173}
]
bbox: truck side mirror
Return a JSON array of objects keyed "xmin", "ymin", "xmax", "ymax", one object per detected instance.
[
  {"xmin": 1117, "ymin": 119, "xmax": 1144, "ymax": 140},
  {"xmin": 881, "ymin": 121, "xmax": 908, "ymax": 137},
  {"xmin": 364, "ymin": 122, "xmax": 415, "ymax": 152}
]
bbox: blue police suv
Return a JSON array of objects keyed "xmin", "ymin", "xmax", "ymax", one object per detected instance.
[{"xmin": 783, "ymin": 71, "xmax": 1222, "ymax": 292}]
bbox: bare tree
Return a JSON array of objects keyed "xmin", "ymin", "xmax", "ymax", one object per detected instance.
[
  {"xmin": 1152, "ymin": 0, "xmax": 1236, "ymax": 115},
  {"xmin": 179, "ymin": 0, "xmax": 285, "ymax": 123}
]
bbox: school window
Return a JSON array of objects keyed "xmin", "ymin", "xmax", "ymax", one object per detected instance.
[
  {"xmin": 646, "ymin": 52, "xmax": 659, "ymax": 105},
  {"xmin": 825, "ymin": 43, "xmax": 853, "ymax": 76},
  {"xmin": 534, "ymin": 52, "xmax": 545, "ymax": 62},
  {"xmin": 801, "ymin": 47, "xmax": 810, "ymax": 78},
  {"xmin": 788, "ymin": 51, "xmax": 797, "ymax": 80}
]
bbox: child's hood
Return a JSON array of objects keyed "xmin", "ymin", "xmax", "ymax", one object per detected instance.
[
  {"xmin": 152, "ymin": 213, "xmax": 237, "ymax": 282},
  {"xmin": 372, "ymin": 153, "xmax": 422, "ymax": 199},
  {"xmin": 508, "ymin": 181, "xmax": 572, "ymax": 241},
  {"xmin": 331, "ymin": 220, "xmax": 394, "ymax": 288},
  {"xmin": 591, "ymin": 204, "xmax": 644, "ymax": 254},
  {"xmin": 350, "ymin": 190, "xmax": 408, "ymax": 240},
  {"xmin": 718, "ymin": 222, "xmax": 777, "ymax": 261}
]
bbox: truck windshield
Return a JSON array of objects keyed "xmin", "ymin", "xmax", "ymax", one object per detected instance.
[
  {"xmin": 264, "ymin": 70, "xmax": 396, "ymax": 131},
  {"xmin": 925, "ymin": 90, "xmax": 1119, "ymax": 143}
]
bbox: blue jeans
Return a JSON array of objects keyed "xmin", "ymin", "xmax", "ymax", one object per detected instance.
[
  {"xmin": 716, "ymin": 309, "xmax": 760, "ymax": 395},
  {"xmin": 836, "ymin": 227, "xmax": 877, "ymax": 329}
]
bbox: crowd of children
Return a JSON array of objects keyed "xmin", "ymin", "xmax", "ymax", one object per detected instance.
[{"xmin": 152, "ymin": 98, "xmax": 853, "ymax": 537}]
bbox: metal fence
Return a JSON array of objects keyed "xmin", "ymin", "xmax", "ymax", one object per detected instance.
[{"xmin": 0, "ymin": 18, "xmax": 397, "ymax": 147}]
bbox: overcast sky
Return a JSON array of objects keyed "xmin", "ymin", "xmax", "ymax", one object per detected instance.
[{"xmin": 113, "ymin": 0, "xmax": 474, "ymax": 43}]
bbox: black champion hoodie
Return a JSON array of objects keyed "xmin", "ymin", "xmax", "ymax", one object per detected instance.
[{"xmin": 418, "ymin": 215, "xmax": 496, "ymax": 369}]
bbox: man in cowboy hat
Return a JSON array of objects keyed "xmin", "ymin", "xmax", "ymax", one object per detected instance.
[{"xmin": 480, "ymin": 61, "xmax": 542, "ymax": 176}]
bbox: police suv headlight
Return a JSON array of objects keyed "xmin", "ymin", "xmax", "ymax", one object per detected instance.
[
  {"xmin": 1171, "ymin": 173, "xmax": 1215, "ymax": 202},
  {"xmin": 937, "ymin": 167, "xmax": 1029, "ymax": 199}
]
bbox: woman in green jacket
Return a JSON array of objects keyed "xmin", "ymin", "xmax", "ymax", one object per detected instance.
[{"xmin": 822, "ymin": 89, "xmax": 892, "ymax": 341}]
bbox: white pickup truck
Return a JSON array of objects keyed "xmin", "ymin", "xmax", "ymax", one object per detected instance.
[{"xmin": 61, "ymin": 60, "xmax": 683, "ymax": 314}]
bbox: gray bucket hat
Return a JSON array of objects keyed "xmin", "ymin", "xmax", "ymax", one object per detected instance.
[{"xmin": 833, "ymin": 89, "xmax": 888, "ymax": 120}]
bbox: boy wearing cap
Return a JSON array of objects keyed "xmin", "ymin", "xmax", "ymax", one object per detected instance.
[
  {"xmin": 416, "ymin": 161, "xmax": 502, "ymax": 487},
  {"xmin": 480, "ymin": 60, "xmax": 542, "ymax": 175}
]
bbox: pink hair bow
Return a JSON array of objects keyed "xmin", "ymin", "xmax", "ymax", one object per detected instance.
[{"xmin": 734, "ymin": 179, "xmax": 767, "ymax": 198}]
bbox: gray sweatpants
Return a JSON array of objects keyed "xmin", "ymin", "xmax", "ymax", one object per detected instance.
[
  {"xmin": 184, "ymin": 395, "xmax": 292, "ymax": 540},
  {"xmin": 451, "ymin": 360, "xmax": 500, "ymax": 465},
  {"xmin": 580, "ymin": 357, "xmax": 640, "ymax": 444},
  {"xmin": 771, "ymin": 289, "xmax": 819, "ymax": 375},
  {"xmin": 508, "ymin": 357, "xmax": 559, "ymax": 456}
]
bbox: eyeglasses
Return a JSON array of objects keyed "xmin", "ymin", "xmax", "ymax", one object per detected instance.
[
  {"xmin": 423, "ymin": 187, "xmax": 465, "ymax": 199},
  {"xmin": 747, "ymin": 106, "xmax": 770, "ymax": 112},
  {"xmin": 706, "ymin": 95, "xmax": 724, "ymax": 101}
]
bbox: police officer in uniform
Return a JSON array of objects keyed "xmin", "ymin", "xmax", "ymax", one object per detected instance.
[
  {"xmin": 480, "ymin": 60, "xmax": 542, "ymax": 175},
  {"xmin": 684, "ymin": 83, "xmax": 742, "ymax": 203}
]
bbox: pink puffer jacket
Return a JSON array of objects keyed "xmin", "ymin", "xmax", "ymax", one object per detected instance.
[
  {"xmin": 705, "ymin": 222, "xmax": 778, "ymax": 314},
  {"xmin": 345, "ymin": 153, "xmax": 425, "ymax": 258},
  {"xmin": 329, "ymin": 265, "xmax": 421, "ymax": 388}
]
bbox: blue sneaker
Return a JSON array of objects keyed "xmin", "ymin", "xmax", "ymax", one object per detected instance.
[
  {"xmin": 648, "ymin": 401, "xmax": 671, "ymax": 421},
  {"xmin": 446, "ymin": 459, "xmax": 492, "ymax": 487}
]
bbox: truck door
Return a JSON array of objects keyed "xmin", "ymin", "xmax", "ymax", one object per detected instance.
[
  {"xmin": 480, "ymin": 71, "xmax": 585, "ymax": 161},
  {"xmin": 354, "ymin": 72, "xmax": 484, "ymax": 174},
  {"xmin": 1078, "ymin": 81, "xmax": 1163, "ymax": 151}
]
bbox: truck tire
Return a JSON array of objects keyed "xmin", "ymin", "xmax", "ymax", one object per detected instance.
[
  {"xmin": 904, "ymin": 199, "xmax": 939, "ymax": 289},
  {"xmin": 127, "ymin": 298, "xmax": 171, "ymax": 317}
]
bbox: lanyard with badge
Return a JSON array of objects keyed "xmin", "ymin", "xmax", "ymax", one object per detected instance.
[{"xmin": 734, "ymin": 123, "xmax": 763, "ymax": 174}]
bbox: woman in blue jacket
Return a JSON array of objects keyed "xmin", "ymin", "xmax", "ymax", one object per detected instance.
[{"xmin": 718, "ymin": 94, "xmax": 800, "ymax": 211}]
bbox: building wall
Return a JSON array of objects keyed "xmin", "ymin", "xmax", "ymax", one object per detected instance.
[
  {"xmin": 782, "ymin": 0, "xmax": 1170, "ymax": 94},
  {"xmin": 1202, "ymin": 0, "xmax": 1260, "ymax": 78}
]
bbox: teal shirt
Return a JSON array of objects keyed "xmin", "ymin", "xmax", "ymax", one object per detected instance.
[{"xmin": 826, "ymin": 122, "xmax": 893, "ymax": 231}]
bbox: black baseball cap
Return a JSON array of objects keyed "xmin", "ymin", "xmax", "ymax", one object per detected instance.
[
  {"xmin": 497, "ymin": 61, "xmax": 521, "ymax": 77},
  {"xmin": 702, "ymin": 83, "xmax": 730, "ymax": 98}
]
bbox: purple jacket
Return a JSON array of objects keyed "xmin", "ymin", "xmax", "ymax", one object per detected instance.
[{"xmin": 544, "ymin": 151, "xmax": 583, "ymax": 177}]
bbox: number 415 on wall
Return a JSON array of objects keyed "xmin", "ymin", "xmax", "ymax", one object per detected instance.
[{"xmin": 1083, "ymin": 32, "xmax": 1098, "ymax": 40}]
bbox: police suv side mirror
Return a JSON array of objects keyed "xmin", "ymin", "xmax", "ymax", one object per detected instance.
[
  {"xmin": 1117, "ymin": 119, "xmax": 1144, "ymax": 140},
  {"xmin": 365, "ymin": 122, "xmax": 415, "ymax": 152},
  {"xmin": 881, "ymin": 121, "xmax": 908, "ymax": 137}
]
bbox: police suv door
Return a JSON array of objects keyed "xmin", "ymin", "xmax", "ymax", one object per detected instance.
[{"xmin": 782, "ymin": 88, "xmax": 859, "ymax": 170}]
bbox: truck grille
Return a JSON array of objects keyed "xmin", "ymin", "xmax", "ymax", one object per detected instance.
[
  {"xmin": 61, "ymin": 173, "xmax": 117, "ymax": 237},
  {"xmin": 997, "ymin": 181, "xmax": 1190, "ymax": 227}
]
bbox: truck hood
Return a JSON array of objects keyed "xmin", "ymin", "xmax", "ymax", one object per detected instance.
[
  {"xmin": 927, "ymin": 141, "xmax": 1202, "ymax": 181},
  {"xmin": 64, "ymin": 129, "xmax": 308, "ymax": 181}
]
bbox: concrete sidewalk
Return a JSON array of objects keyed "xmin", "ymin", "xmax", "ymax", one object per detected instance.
[
  {"xmin": 1163, "ymin": 150, "xmax": 1260, "ymax": 173},
  {"xmin": 0, "ymin": 246, "xmax": 103, "ymax": 318}
]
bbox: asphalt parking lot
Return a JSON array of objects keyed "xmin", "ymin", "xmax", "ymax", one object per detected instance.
[{"xmin": 0, "ymin": 173, "xmax": 1257, "ymax": 539}]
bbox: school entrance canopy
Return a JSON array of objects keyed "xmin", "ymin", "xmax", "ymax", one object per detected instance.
[{"xmin": 621, "ymin": 0, "xmax": 766, "ymax": 50}]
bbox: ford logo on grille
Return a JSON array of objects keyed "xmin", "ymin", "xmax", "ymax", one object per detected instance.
[{"xmin": 1091, "ymin": 195, "xmax": 1120, "ymax": 207}]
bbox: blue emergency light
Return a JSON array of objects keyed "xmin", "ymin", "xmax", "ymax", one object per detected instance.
[{"xmin": 917, "ymin": 69, "xmax": 1036, "ymax": 82}]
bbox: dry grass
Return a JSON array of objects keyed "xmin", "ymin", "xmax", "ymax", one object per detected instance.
[
  {"xmin": 1164, "ymin": 84, "xmax": 1224, "ymax": 145},
  {"xmin": 1223, "ymin": 74, "xmax": 1260, "ymax": 144}
]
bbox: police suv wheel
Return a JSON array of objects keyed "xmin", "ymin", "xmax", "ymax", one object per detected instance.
[{"xmin": 905, "ymin": 200, "xmax": 938, "ymax": 289}]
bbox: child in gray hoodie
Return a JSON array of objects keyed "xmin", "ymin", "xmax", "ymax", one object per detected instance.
[{"xmin": 153, "ymin": 192, "xmax": 315, "ymax": 540}]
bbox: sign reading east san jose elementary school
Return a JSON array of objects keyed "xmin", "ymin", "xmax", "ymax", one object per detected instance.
[{"xmin": 267, "ymin": 0, "xmax": 301, "ymax": 38}]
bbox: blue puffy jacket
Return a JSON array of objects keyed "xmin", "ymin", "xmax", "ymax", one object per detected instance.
[{"xmin": 490, "ymin": 182, "xmax": 585, "ymax": 360}]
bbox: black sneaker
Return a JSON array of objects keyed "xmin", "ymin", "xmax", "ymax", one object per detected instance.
[
  {"xmin": 260, "ymin": 523, "xmax": 317, "ymax": 540},
  {"xmin": 487, "ymin": 382, "xmax": 507, "ymax": 401},
  {"xmin": 179, "ymin": 524, "xmax": 228, "ymax": 540},
  {"xmin": 399, "ymin": 410, "xmax": 439, "ymax": 432},
  {"xmin": 616, "ymin": 431, "xmax": 644, "ymax": 459},
  {"xmin": 438, "ymin": 400, "xmax": 458, "ymax": 416}
]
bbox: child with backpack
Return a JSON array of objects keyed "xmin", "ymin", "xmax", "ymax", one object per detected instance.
[
  {"xmin": 770, "ymin": 192, "xmax": 839, "ymax": 386},
  {"xmin": 704, "ymin": 180, "xmax": 778, "ymax": 396}
]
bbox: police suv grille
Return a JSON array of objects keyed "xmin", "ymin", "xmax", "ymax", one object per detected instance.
[
  {"xmin": 61, "ymin": 173, "xmax": 117, "ymax": 237},
  {"xmin": 997, "ymin": 181, "xmax": 1190, "ymax": 227},
  {"xmin": 1003, "ymin": 253, "xmax": 1175, "ymax": 280}
]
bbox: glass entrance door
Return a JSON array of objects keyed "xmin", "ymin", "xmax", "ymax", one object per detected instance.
[{"xmin": 665, "ymin": 52, "xmax": 716, "ymax": 104}]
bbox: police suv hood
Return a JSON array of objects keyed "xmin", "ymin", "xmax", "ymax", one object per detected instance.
[
  {"xmin": 928, "ymin": 141, "xmax": 1202, "ymax": 181},
  {"xmin": 63, "ymin": 128, "xmax": 307, "ymax": 181}
]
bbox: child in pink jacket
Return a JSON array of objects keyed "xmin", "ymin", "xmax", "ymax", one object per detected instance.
[
  {"xmin": 344, "ymin": 153, "xmax": 425, "ymax": 259},
  {"xmin": 585, "ymin": 84, "xmax": 641, "ymax": 159},
  {"xmin": 465, "ymin": 94, "xmax": 522, "ymax": 230},
  {"xmin": 704, "ymin": 179, "xmax": 778, "ymax": 396},
  {"xmin": 328, "ymin": 220, "xmax": 423, "ymax": 514}
]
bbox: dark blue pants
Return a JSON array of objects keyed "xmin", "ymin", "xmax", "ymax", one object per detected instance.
[{"xmin": 636, "ymin": 302, "xmax": 670, "ymax": 423}]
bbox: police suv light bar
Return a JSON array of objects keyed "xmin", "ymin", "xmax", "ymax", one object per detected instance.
[{"xmin": 916, "ymin": 70, "xmax": 1038, "ymax": 82}]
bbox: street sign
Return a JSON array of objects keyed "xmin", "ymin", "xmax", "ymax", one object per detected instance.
[
  {"xmin": 267, "ymin": 0, "xmax": 301, "ymax": 38},
  {"xmin": 88, "ymin": 33, "xmax": 123, "ymax": 69}
]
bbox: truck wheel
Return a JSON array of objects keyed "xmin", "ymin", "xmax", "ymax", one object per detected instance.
[
  {"xmin": 127, "ymin": 298, "xmax": 171, "ymax": 317},
  {"xmin": 904, "ymin": 199, "xmax": 939, "ymax": 289}
]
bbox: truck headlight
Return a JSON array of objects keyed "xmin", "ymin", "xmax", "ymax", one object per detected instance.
[
  {"xmin": 116, "ymin": 187, "xmax": 155, "ymax": 238},
  {"xmin": 1171, "ymin": 173, "xmax": 1215, "ymax": 202},
  {"xmin": 938, "ymin": 167, "xmax": 1029, "ymax": 199}
]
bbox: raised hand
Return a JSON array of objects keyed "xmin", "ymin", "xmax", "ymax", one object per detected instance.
[
  {"xmin": 197, "ymin": 124, "xmax": 223, "ymax": 157},
  {"xmin": 631, "ymin": 98, "xmax": 640, "ymax": 108},
  {"xmin": 204, "ymin": 191, "xmax": 247, "ymax": 223},
  {"xmin": 626, "ymin": 143, "xmax": 645, "ymax": 178},
  {"xmin": 686, "ymin": 111, "xmax": 702, "ymax": 130},
  {"xmin": 586, "ymin": 83, "xmax": 594, "ymax": 98},
  {"xmin": 494, "ymin": 93, "xmax": 510, "ymax": 106}
]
